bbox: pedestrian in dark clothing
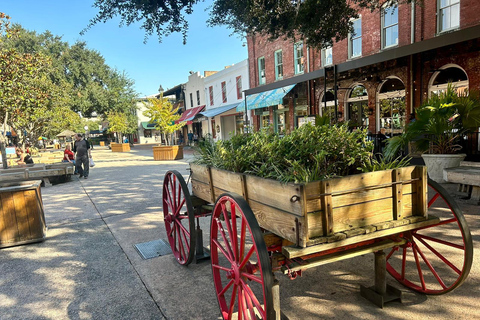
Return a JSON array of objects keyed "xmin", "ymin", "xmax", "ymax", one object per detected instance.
[
  {"xmin": 187, "ymin": 131, "xmax": 193, "ymax": 146},
  {"xmin": 73, "ymin": 133, "xmax": 91, "ymax": 179}
]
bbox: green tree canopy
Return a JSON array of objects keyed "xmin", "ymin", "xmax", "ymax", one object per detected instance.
[
  {"xmin": 85, "ymin": 0, "xmax": 418, "ymax": 48},
  {"xmin": 0, "ymin": 13, "xmax": 78, "ymax": 146},
  {"xmin": 2, "ymin": 24, "xmax": 138, "ymax": 118}
]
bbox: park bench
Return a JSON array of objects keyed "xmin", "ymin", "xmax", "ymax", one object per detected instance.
[
  {"xmin": 0, "ymin": 162, "xmax": 74, "ymax": 186},
  {"xmin": 444, "ymin": 161, "xmax": 480, "ymax": 202}
]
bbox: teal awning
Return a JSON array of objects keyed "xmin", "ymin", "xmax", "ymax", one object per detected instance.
[
  {"xmin": 141, "ymin": 121, "xmax": 157, "ymax": 129},
  {"xmin": 236, "ymin": 84, "xmax": 296, "ymax": 112}
]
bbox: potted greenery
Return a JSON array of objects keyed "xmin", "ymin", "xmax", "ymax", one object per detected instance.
[
  {"xmin": 385, "ymin": 85, "xmax": 480, "ymax": 183},
  {"xmin": 143, "ymin": 94, "xmax": 185, "ymax": 160}
]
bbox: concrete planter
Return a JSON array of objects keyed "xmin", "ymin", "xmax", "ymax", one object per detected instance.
[
  {"xmin": 153, "ymin": 145, "xmax": 183, "ymax": 160},
  {"xmin": 111, "ymin": 143, "xmax": 130, "ymax": 152},
  {"xmin": 0, "ymin": 180, "xmax": 46, "ymax": 248},
  {"xmin": 421, "ymin": 153, "xmax": 466, "ymax": 183}
]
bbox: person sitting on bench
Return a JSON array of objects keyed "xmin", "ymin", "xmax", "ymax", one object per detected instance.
[{"xmin": 16, "ymin": 147, "xmax": 34, "ymax": 165}]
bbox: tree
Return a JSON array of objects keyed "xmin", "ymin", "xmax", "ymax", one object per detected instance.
[
  {"xmin": 106, "ymin": 111, "xmax": 138, "ymax": 143},
  {"xmin": 86, "ymin": 0, "xmax": 418, "ymax": 48},
  {"xmin": 142, "ymin": 94, "xmax": 185, "ymax": 145},
  {"xmin": 0, "ymin": 13, "xmax": 74, "ymax": 149},
  {"xmin": 2, "ymin": 25, "xmax": 138, "ymax": 118}
]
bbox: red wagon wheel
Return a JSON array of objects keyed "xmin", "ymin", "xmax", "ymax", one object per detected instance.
[
  {"xmin": 386, "ymin": 178, "xmax": 473, "ymax": 294},
  {"xmin": 162, "ymin": 170, "xmax": 196, "ymax": 266},
  {"xmin": 210, "ymin": 193, "xmax": 275, "ymax": 320}
]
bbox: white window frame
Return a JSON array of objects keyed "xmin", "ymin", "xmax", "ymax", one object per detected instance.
[
  {"xmin": 258, "ymin": 57, "xmax": 266, "ymax": 85},
  {"xmin": 348, "ymin": 17, "xmax": 362, "ymax": 59},
  {"xmin": 321, "ymin": 46, "xmax": 333, "ymax": 67},
  {"xmin": 382, "ymin": 2, "xmax": 399, "ymax": 49},
  {"xmin": 438, "ymin": 0, "xmax": 460, "ymax": 33},
  {"xmin": 294, "ymin": 41, "xmax": 304, "ymax": 75},
  {"xmin": 274, "ymin": 49, "xmax": 283, "ymax": 80}
]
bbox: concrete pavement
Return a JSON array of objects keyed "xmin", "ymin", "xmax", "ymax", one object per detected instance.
[{"xmin": 0, "ymin": 144, "xmax": 478, "ymax": 320}]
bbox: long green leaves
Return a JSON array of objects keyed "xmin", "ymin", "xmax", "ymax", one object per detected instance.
[{"xmin": 194, "ymin": 123, "xmax": 380, "ymax": 183}]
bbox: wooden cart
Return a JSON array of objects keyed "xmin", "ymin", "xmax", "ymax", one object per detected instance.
[{"xmin": 162, "ymin": 163, "xmax": 473, "ymax": 319}]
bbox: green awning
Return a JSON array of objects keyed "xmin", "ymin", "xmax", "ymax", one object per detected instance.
[{"xmin": 141, "ymin": 121, "xmax": 157, "ymax": 129}]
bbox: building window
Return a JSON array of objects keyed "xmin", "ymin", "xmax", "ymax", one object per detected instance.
[
  {"xmin": 209, "ymin": 86, "xmax": 214, "ymax": 106},
  {"xmin": 196, "ymin": 90, "xmax": 200, "ymax": 106},
  {"xmin": 236, "ymin": 76, "xmax": 242, "ymax": 100},
  {"xmin": 274, "ymin": 49, "xmax": 283, "ymax": 80},
  {"xmin": 258, "ymin": 57, "xmax": 266, "ymax": 85},
  {"xmin": 378, "ymin": 78, "xmax": 406, "ymax": 137},
  {"xmin": 347, "ymin": 85, "xmax": 369, "ymax": 129},
  {"xmin": 322, "ymin": 46, "xmax": 333, "ymax": 67},
  {"xmin": 439, "ymin": 0, "xmax": 460, "ymax": 32},
  {"xmin": 429, "ymin": 66, "xmax": 468, "ymax": 97},
  {"xmin": 349, "ymin": 18, "xmax": 362, "ymax": 58},
  {"xmin": 221, "ymin": 81, "xmax": 227, "ymax": 103},
  {"xmin": 190, "ymin": 93, "xmax": 193, "ymax": 108},
  {"xmin": 382, "ymin": 3, "xmax": 398, "ymax": 48},
  {"xmin": 294, "ymin": 42, "xmax": 304, "ymax": 74}
]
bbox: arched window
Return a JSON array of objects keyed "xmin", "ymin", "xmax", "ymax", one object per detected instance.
[
  {"xmin": 378, "ymin": 78, "xmax": 406, "ymax": 136},
  {"xmin": 429, "ymin": 66, "xmax": 468, "ymax": 97},
  {"xmin": 347, "ymin": 85, "xmax": 369, "ymax": 129}
]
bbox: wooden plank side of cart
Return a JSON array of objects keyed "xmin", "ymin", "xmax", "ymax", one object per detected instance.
[{"xmin": 190, "ymin": 163, "xmax": 428, "ymax": 249}]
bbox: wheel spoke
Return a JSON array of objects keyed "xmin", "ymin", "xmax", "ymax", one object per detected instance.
[
  {"xmin": 212, "ymin": 237, "xmax": 235, "ymax": 265},
  {"xmin": 239, "ymin": 286, "xmax": 249, "ymax": 320},
  {"xmin": 227, "ymin": 284, "xmax": 238, "ymax": 320},
  {"xmin": 217, "ymin": 278, "xmax": 234, "ymax": 298},
  {"xmin": 230, "ymin": 202, "xmax": 238, "ymax": 261},
  {"xmin": 414, "ymin": 241, "xmax": 448, "ymax": 289},
  {"xmin": 414, "ymin": 234, "xmax": 462, "ymax": 274},
  {"xmin": 428, "ymin": 192, "xmax": 440, "ymax": 207},
  {"xmin": 415, "ymin": 232, "xmax": 465, "ymax": 251},
  {"xmin": 222, "ymin": 202, "xmax": 237, "ymax": 261},
  {"xmin": 239, "ymin": 218, "xmax": 246, "ymax": 262},
  {"xmin": 243, "ymin": 283, "xmax": 257, "ymax": 320},
  {"xmin": 217, "ymin": 218, "xmax": 236, "ymax": 262},
  {"xmin": 241, "ymin": 271, "xmax": 263, "ymax": 284},
  {"xmin": 239, "ymin": 246, "xmax": 255, "ymax": 270},
  {"xmin": 241, "ymin": 281, "xmax": 266, "ymax": 318},
  {"xmin": 412, "ymin": 243, "xmax": 427, "ymax": 291}
]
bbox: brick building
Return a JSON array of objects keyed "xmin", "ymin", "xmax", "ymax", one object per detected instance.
[{"xmin": 242, "ymin": 0, "xmax": 480, "ymax": 140}]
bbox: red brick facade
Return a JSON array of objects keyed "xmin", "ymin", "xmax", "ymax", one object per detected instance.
[{"xmin": 246, "ymin": 0, "xmax": 480, "ymax": 134}]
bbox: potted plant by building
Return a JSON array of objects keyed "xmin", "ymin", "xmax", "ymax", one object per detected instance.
[
  {"xmin": 106, "ymin": 111, "xmax": 137, "ymax": 152},
  {"xmin": 143, "ymin": 94, "xmax": 185, "ymax": 160},
  {"xmin": 385, "ymin": 85, "xmax": 480, "ymax": 183}
]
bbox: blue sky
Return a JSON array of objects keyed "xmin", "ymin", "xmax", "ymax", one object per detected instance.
[{"xmin": 0, "ymin": 0, "xmax": 248, "ymax": 97}]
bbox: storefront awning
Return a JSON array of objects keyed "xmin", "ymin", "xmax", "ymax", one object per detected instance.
[
  {"xmin": 175, "ymin": 105, "xmax": 205, "ymax": 124},
  {"xmin": 236, "ymin": 84, "xmax": 296, "ymax": 112},
  {"xmin": 141, "ymin": 121, "xmax": 157, "ymax": 129},
  {"xmin": 201, "ymin": 103, "xmax": 238, "ymax": 118}
]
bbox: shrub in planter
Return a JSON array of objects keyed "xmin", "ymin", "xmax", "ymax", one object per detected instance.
[{"xmin": 194, "ymin": 123, "xmax": 405, "ymax": 183}]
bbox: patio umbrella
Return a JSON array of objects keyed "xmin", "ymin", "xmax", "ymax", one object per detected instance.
[{"xmin": 38, "ymin": 137, "xmax": 48, "ymax": 140}]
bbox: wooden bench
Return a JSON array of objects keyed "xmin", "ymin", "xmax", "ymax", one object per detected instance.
[
  {"xmin": 0, "ymin": 162, "xmax": 74, "ymax": 186},
  {"xmin": 444, "ymin": 161, "xmax": 480, "ymax": 201}
]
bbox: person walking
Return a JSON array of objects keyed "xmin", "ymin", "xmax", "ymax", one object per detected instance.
[{"xmin": 73, "ymin": 133, "xmax": 91, "ymax": 179}]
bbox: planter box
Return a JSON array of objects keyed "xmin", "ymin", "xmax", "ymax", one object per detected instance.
[
  {"xmin": 111, "ymin": 143, "xmax": 130, "ymax": 152},
  {"xmin": 153, "ymin": 145, "xmax": 183, "ymax": 160},
  {"xmin": 0, "ymin": 180, "xmax": 46, "ymax": 248},
  {"xmin": 190, "ymin": 163, "xmax": 428, "ymax": 248},
  {"xmin": 99, "ymin": 141, "xmax": 105, "ymax": 146}
]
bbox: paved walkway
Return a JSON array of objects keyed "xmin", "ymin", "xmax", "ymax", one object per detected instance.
[{"xmin": 0, "ymin": 145, "xmax": 478, "ymax": 319}]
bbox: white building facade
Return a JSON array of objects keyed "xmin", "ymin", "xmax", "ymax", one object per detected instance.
[{"xmin": 200, "ymin": 59, "xmax": 250, "ymax": 141}]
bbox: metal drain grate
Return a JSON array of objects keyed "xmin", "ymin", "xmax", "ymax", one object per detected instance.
[{"xmin": 134, "ymin": 239, "xmax": 172, "ymax": 259}]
